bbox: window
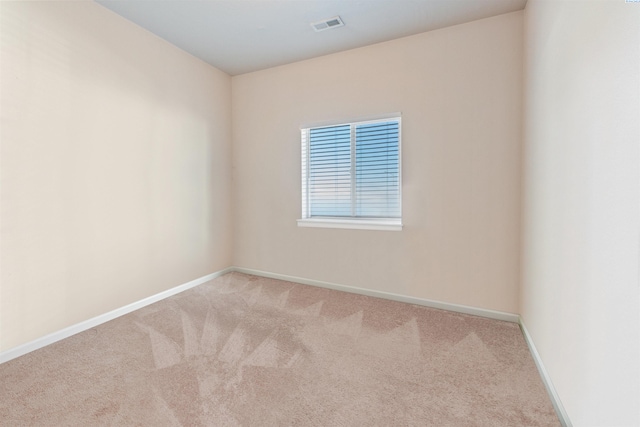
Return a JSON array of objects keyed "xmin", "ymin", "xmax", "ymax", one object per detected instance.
[{"xmin": 298, "ymin": 115, "xmax": 402, "ymax": 231}]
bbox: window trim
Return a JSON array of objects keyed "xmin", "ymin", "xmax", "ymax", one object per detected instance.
[
  {"xmin": 297, "ymin": 217, "xmax": 402, "ymax": 231},
  {"xmin": 299, "ymin": 113, "xmax": 403, "ymax": 231}
]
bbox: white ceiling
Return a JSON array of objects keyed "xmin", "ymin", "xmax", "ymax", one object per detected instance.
[{"xmin": 95, "ymin": 0, "xmax": 527, "ymax": 76}]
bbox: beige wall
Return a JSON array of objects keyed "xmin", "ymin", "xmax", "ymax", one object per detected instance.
[
  {"xmin": 521, "ymin": 1, "xmax": 639, "ymax": 424},
  {"xmin": 0, "ymin": 1, "xmax": 232, "ymax": 352},
  {"xmin": 232, "ymin": 12, "xmax": 523, "ymax": 313}
]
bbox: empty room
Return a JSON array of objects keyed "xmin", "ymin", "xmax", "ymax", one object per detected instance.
[{"xmin": 1, "ymin": 0, "xmax": 638, "ymax": 425}]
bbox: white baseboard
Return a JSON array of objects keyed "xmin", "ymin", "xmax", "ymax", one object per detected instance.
[
  {"xmin": 519, "ymin": 320, "xmax": 572, "ymax": 427},
  {"xmin": 232, "ymin": 267, "xmax": 520, "ymax": 323},
  {"xmin": 0, "ymin": 268, "xmax": 233, "ymax": 364}
]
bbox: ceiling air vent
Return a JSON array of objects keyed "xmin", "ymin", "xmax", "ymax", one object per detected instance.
[{"xmin": 311, "ymin": 16, "xmax": 345, "ymax": 32}]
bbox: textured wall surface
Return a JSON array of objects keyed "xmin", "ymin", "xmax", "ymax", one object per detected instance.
[
  {"xmin": 521, "ymin": 1, "xmax": 640, "ymax": 424},
  {"xmin": 232, "ymin": 12, "xmax": 524, "ymax": 313},
  {"xmin": 0, "ymin": 1, "xmax": 233, "ymax": 352}
]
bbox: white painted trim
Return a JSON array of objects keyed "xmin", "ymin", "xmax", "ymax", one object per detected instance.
[
  {"xmin": 300, "ymin": 112, "xmax": 402, "ymax": 130},
  {"xmin": 232, "ymin": 267, "xmax": 519, "ymax": 323},
  {"xmin": 297, "ymin": 218, "xmax": 402, "ymax": 231},
  {"xmin": 519, "ymin": 320, "xmax": 572, "ymax": 427},
  {"xmin": 0, "ymin": 268, "xmax": 233, "ymax": 364}
]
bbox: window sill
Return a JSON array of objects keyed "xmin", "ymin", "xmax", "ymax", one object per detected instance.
[{"xmin": 297, "ymin": 218, "xmax": 403, "ymax": 231}]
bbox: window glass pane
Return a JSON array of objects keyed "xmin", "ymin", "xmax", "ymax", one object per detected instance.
[
  {"xmin": 308, "ymin": 125, "xmax": 351, "ymax": 217},
  {"xmin": 355, "ymin": 121, "xmax": 400, "ymax": 218}
]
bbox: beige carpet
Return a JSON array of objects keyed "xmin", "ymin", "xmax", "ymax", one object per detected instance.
[{"xmin": 0, "ymin": 272, "xmax": 559, "ymax": 426}]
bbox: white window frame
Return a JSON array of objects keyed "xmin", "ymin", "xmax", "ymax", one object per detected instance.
[{"xmin": 298, "ymin": 113, "xmax": 402, "ymax": 231}]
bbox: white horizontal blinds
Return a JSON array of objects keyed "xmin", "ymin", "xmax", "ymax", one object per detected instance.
[
  {"xmin": 308, "ymin": 124, "xmax": 352, "ymax": 217},
  {"xmin": 355, "ymin": 120, "xmax": 400, "ymax": 218},
  {"xmin": 303, "ymin": 116, "xmax": 401, "ymax": 220}
]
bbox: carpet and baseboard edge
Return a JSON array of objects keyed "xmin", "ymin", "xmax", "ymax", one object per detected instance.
[
  {"xmin": 519, "ymin": 320, "xmax": 572, "ymax": 427},
  {"xmin": 232, "ymin": 267, "xmax": 572, "ymax": 426},
  {"xmin": 233, "ymin": 268, "xmax": 571, "ymax": 426},
  {"xmin": 0, "ymin": 266, "xmax": 571, "ymax": 426},
  {"xmin": 0, "ymin": 267, "xmax": 234, "ymax": 364},
  {"xmin": 233, "ymin": 267, "xmax": 520, "ymax": 323}
]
